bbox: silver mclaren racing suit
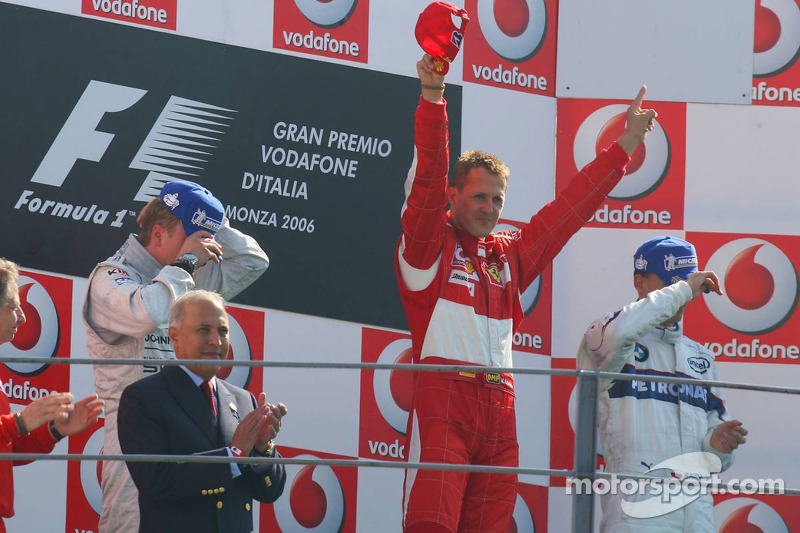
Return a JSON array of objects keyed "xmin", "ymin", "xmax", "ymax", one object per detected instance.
[
  {"xmin": 577, "ymin": 280, "xmax": 733, "ymax": 532},
  {"xmin": 83, "ymin": 221, "xmax": 268, "ymax": 533}
]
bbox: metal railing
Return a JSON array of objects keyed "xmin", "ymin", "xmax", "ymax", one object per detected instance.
[{"xmin": 2, "ymin": 356, "xmax": 798, "ymax": 532}]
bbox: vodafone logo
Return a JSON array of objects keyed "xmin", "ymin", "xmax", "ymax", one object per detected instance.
[
  {"xmin": 0, "ymin": 276, "xmax": 59, "ymax": 376},
  {"xmin": 511, "ymin": 492, "xmax": 536, "ymax": 532},
  {"xmin": 214, "ymin": 311, "xmax": 252, "ymax": 390},
  {"xmin": 495, "ymin": 222, "xmax": 541, "ymax": 314},
  {"xmin": 714, "ymin": 497, "xmax": 789, "ymax": 532},
  {"xmin": 373, "ymin": 339, "xmax": 414, "ymax": 434},
  {"xmin": 477, "ymin": 0, "xmax": 546, "ymax": 61},
  {"xmin": 754, "ymin": 0, "xmax": 800, "ymax": 77},
  {"xmin": 273, "ymin": 458, "xmax": 345, "ymax": 532},
  {"xmin": 293, "ymin": 0, "xmax": 357, "ymax": 28},
  {"xmin": 79, "ymin": 427, "xmax": 105, "ymax": 516},
  {"xmin": 574, "ymin": 105, "xmax": 670, "ymax": 201},
  {"xmin": 704, "ymin": 239, "xmax": 798, "ymax": 334}
]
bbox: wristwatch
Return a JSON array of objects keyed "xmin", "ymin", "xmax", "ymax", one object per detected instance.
[
  {"xmin": 229, "ymin": 445, "xmax": 246, "ymax": 459},
  {"xmin": 170, "ymin": 253, "xmax": 198, "ymax": 275}
]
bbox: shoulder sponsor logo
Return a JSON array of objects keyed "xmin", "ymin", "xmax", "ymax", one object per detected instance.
[
  {"xmin": 703, "ymin": 238, "xmax": 798, "ymax": 335},
  {"xmin": 273, "ymin": 458, "xmax": 346, "ymax": 532},
  {"xmin": 82, "ymin": 0, "xmax": 177, "ymax": 31},
  {"xmin": 23, "ymin": 81, "xmax": 236, "ymax": 227},
  {"xmin": 687, "ymin": 356, "xmax": 710, "ymax": 374},
  {"xmin": 633, "ymin": 343, "xmax": 649, "ymax": 362}
]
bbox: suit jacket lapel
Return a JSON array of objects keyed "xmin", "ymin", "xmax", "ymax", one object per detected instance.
[
  {"xmin": 162, "ymin": 366, "xmax": 219, "ymax": 448},
  {"xmin": 217, "ymin": 380, "xmax": 243, "ymax": 447}
]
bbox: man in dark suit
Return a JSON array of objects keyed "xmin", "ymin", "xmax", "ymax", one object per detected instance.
[{"xmin": 118, "ymin": 290, "xmax": 287, "ymax": 533}]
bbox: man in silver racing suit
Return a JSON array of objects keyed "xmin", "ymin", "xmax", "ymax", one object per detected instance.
[
  {"xmin": 83, "ymin": 180, "xmax": 269, "ymax": 533},
  {"xmin": 578, "ymin": 236, "xmax": 748, "ymax": 532}
]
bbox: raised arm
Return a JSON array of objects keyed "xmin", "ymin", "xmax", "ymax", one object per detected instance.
[{"xmin": 397, "ymin": 54, "xmax": 451, "ymax": 290}]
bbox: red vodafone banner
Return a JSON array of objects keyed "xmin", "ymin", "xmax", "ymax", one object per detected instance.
[
  {"xmin": 685, "ymin": 232, "xmax": 800, "ymax": 364},
  {"xmin": 556, "ymin": 97, "xmax": 687, "ymax": 230},
  {"xmin": 81, "ymin": 0, "xmax": 177, "ymax": 30},
  {"xmin": 65, "ymin": 421, "xmax": 105, "ymax": 533},
  {"xmin": 358, "ymin": 328, "xmax": 412, "ymax": 462},
  {"xmin": 0, "ymin": 271, "xmax": 72, "ymax": 403},
  {"xmin": 463, "ymin": 0, "xmax": 557, "ymax": 95},
  {"xmin": 752, "ymin": 0, "xmax": 800, "ymax": 106},
  {"xmin": 273, "ymin": 0, "xmax": 369, "ymax": 63},
  {"xmin": 260, "ymin": 446, "xmax": 358, "ymax": 533}
]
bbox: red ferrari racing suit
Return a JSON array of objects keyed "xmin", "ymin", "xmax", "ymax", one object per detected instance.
[{"xmin": 395, "ymin": 96, "xmax": 631, "ymax": 532}]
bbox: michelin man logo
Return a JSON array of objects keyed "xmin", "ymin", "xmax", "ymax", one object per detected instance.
[
  {"xmin": 162, "ymin": 192, "xmax": 179, "ymax": 209},
  {"xmin": 191, "ymin": 209, "xmax": 223, "ymax": 232}
]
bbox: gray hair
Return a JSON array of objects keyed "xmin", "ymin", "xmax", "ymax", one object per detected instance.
[
  {"xmin": 0, "ymin": 258, "xmax": 20, "ymax": 307},
  {"xmin": 168, "ymin": 290, "xmax": 226, "ymax": 329}
]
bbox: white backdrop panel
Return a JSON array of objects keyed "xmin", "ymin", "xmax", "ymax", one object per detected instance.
[
  {"xmin": 514, "ymin": 352, "xmax": 552, "ymax": 487},
  {"xmin": 262, "ymin": 309, "xmax": 362, "ymax": 458},
  {"xmin": 369, "ymin": 0, "xmax": 467, "ymax": 80},
  {"xmin": 550, "ymin": 228, "xmax": 686, "ymax": 358},
  {"xmin": 178, "ymin": 0, "xmax": 271, "ymax": 49},
  {"xmin": 5, "ymin": 436, "xmax": 69, "ymax": 533},
  {"xmin": 461, "ymin": 83, "xmax": 556, "ymax": 223},
  {"xmin": 685, "ymin": 102, "xmax": 800, "ymax": 235},
  {"xmin": 355, "ymin": 466, "xmax": 404, "ymax": 533},
  {"xmin": 714, "ymin": 362, "xmax": 800, "ymax": 487},
  {"xmin": 556, "ymin": 0, "xmax": 755, "ymax": 104}
]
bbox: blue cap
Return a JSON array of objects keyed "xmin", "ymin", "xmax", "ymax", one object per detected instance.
[
  {"xmin": 633, "ymin": 236, "xmax": 699, "ymax": 286},
  {"xmin": 159, "ymin": 180, "xmax": 224, "ymax": 236}
]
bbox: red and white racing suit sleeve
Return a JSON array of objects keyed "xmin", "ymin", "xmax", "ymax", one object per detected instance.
[
  {"xmin": 514, "ymin": 143, "xmax": 630, "ymax": 292},
  {"xmin": 578, "ymin": 281, "xmax": 693, "ymax": 390},
  {"xmin": 397, "ymin": 97, "xmax": 449, "ymax": 294}
]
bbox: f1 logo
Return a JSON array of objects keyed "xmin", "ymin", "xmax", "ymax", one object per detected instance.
[{"xmin": 31, "ymin": 80, "xmax": 236, "ymax": 201}]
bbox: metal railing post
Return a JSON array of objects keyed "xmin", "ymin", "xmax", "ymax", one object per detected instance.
[{"xmin": 572, "ymin": 369, "xmax": 599, "ymax": 533}]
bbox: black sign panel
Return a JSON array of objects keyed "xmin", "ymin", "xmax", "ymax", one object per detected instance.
[{"xmin": 0, "ymin": 4, "xmax": 462, "ymax": 329}]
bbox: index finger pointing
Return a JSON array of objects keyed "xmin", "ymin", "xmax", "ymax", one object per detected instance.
[{"xmin": 632, "ymin": 85, "xmax": 647, "ymax": 109}]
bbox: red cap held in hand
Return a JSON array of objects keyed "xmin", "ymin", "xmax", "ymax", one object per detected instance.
[{"xmin": 415, "ymin": 2, "xmax": 469, "ymax": 75}]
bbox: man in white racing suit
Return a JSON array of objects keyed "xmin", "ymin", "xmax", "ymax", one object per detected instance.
[
  {"xmin": 83, "ymin": 180, "xmax": 269, "ymax": 533},
  {"xmin": 578, "ymin": 236, "xmax": 748, "ymax": 532}
]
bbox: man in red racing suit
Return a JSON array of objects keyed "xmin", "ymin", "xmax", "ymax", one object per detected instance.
[{"xmin": 395, "ymin": 54, "xmax": 658, "ymax": 533}]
